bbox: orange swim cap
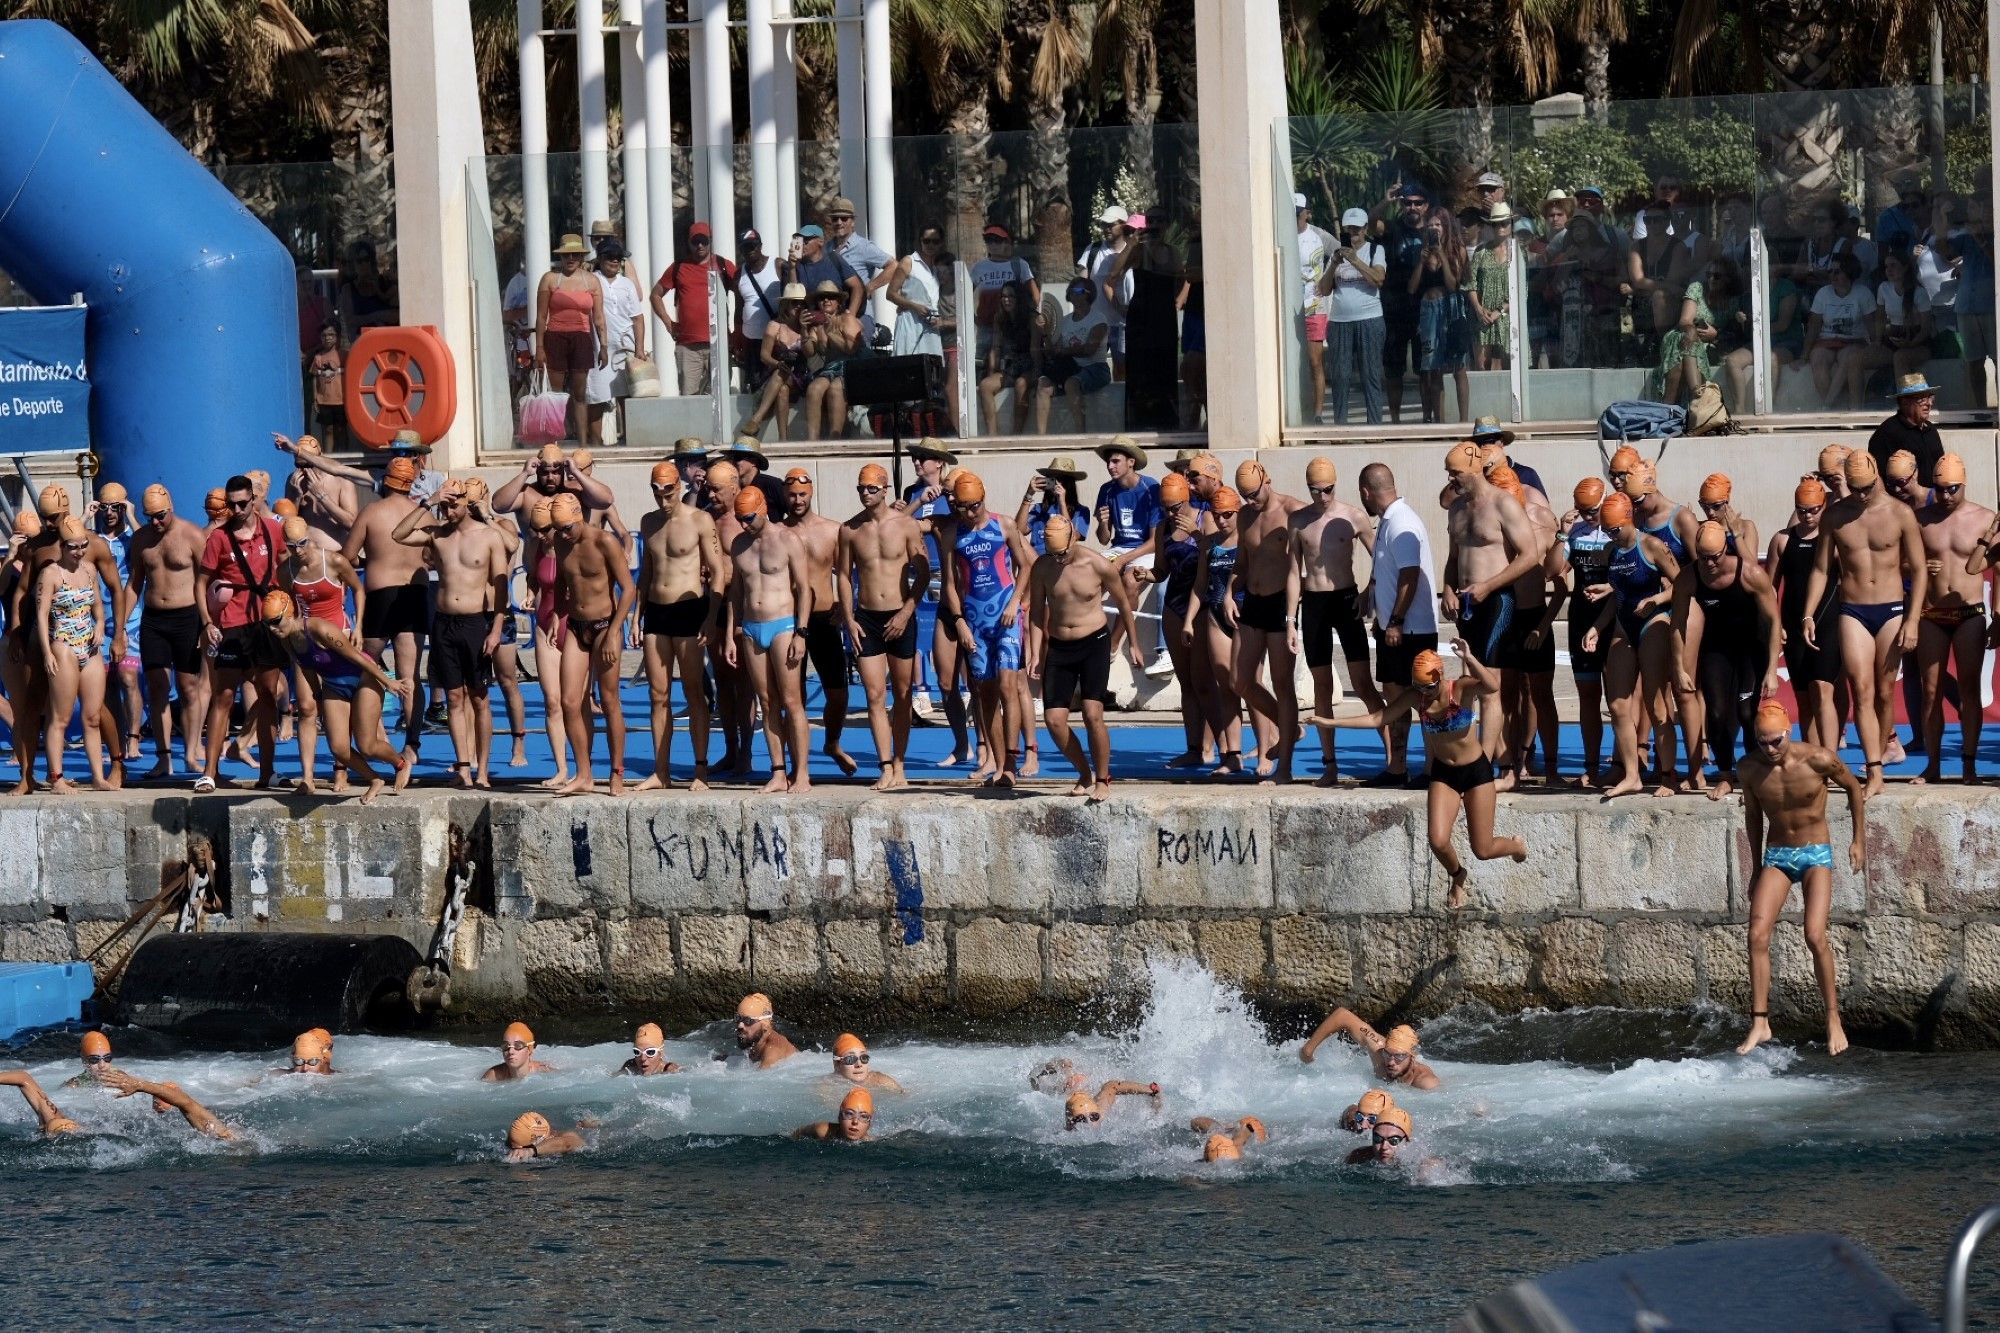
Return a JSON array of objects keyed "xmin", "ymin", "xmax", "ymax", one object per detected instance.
[
  {"xmin": 1356, "ymin": 1089, "xmax": 1393, "ymax": 1117},
  {"xmin": 80, "ymin": 1031, "xmax": 111, "ymax": 1058},
  {"xmin": 247, "ymin": 469, "xmax": 271, "ymax": 497},
  {"xmin": 1209, "ymin": 486, "xmax": 1242, "ymax": 515},
  {"xmin": 260, "ymin": 590, "xmax": 293, "ymax": 622},
  {"xmin": 463, "ymin": 477, "xmax": 490, "ymax": 503},
  {"xmin": 1487, "ymin": 464, "xmax": 1523, "ymax": 500},
  {"xmin": 1377, "ymin": 1107, "xmax": 1413, "ymax": 1136},
  {"xmin": 832, "ymin": 1033, "xmax": 866, "ymax": 1057},
  {"xmin": 293, "ymin": 434, "xmax": 323, "ymax": 456},
  {"xmin": 308, "ymin": 1028, "xmax": 333, "ymax": 1050},
  {"xmin": 503, "ymin": 1021, "xmax": 535, "ymax": 1046},
  {"xmin": 1305, "ymin": 456, "xmax": 1337, "ymax": 488},
  {"xmin": 536, "ymin": 443, "xmax": 566, "ymax": 466},
  {"xmin": 634, "ymin": 1022, "xmax": 665, "ymax": 1048},
  {"xmin": 1159, "ymin": 473, "xmax": 1190, "ymax": 505},
  {"xmin": 1234, "ymin": 459, "xmax": 1267, "ymax": 491},
  {"xmin": 1189, "ymin": 453, "xmax": 1222, "ymax": 480},
  {"xmin": 56, "ymin": 516, "xmax": 87, "ymax": 543},
  {"xmin": 38, "ymin": 484, "xmax": 70, "ymax": 516},
  {"xmin": 734, "ymin": 487, "xmax": 767, "ymax": 518},
  {"xmin": 1817, "ymin": 443, "xmax": 1850, "ymax": 473},
  {"xmin": 858, "ymin": 463, "xmax": 890, "ymax": 488},
  {"xmin": 1239, "ymin": 1115, "xmax": 1268, "ymax": 1143},
  {"xmin": 14, "ymin": 511, "xmax": 41, "ymax": 538},
  {"xmin": 281, "ymin": 516, "xmax": 310, "ymax": 544},
  {"xmin": 1608, "ymin": 446, "xmax": 1643, "ymax": 473},
  {"xmin": 1598, "ymin": 492, "xmax": 1634, "ymax": 528},
  {"xmin": 649, "ymin": 461, "xmax": 680, "ymax": 489},
  {"xmin": 1936, "ymin": 453, "xmax": 1968, "ymax": 486},
  {"xmin": 204, "ymin": 488, "xmax": 227, "ymax": 515},
  {"xmin": 1694, "ymin": 520, "xmax": 1729, "ymax": 557},
  {"xmin": 98, "ymin": 482, "xmax": 128, "ymax": 505},
  {"xmin": 1794, "ymin": 478, "xmax": 1826, "ymax": 509},
  {"xmin": 141, "ymin": 484, "xmax": 172, "ymax": 515},
  {"xmin": 784, "ymin": 467, "xmax": 813, "ymax": 486},
  {"xmin": 292, "ymin": 1031, "xmax": 328, "ymax": 1061},
  {"xmin": 1626, "ymin": 460, "xmax": 1657, "ymax": 498},
  {"xmin": 1572, "ymin": 476, "xmax": 1606, "ymax": 510},
  {"xmin": 1204, "ymin": 1134, "xmax": 1242, "ymax": 1162},
  {"xmin": 1753, "ymin": 700, "xmax": 1792, "ymax": 735},
  {"xmin": 272, "ymin": 498, "xmax": 299, "ymax": 518},
  {"xmin": 528, "ymin": 499, "xmax": 554, "ymax": 529},
  {"xmin": 951, "ymin": 472, "xmax": 986, "ymax": 504},
  {"xmin": 1410, "ymin": 650, "xmax": 1444, "ymax": 687},
  {"xmin": 508, "ymin": 1111, "xmax": 552, "ymax": 1148},
  {"xmin": 1885, "ymin": 449, "xmax": 1918, "ymax": 481},
  {"xmin": 548, "ymin": 494, "xmax": 585, "ymax": 526},
  {"xmin": 736, "ymin": 993, "xmax": 774, "ymax": 1020},
  {"xmin": 1444, "ymin": 442, "xmax": 1483, "ymax": 475},
  {"xmin": 840, "ymin": 1088, "xmax": 874, "ymax": 1115},
  {"xmin": 1064, "ymin": 1092, "xmax": 1100, "ymax": 1120},
  {"xmin": 571, "ymin": 448, "xmax": 595, "ymax": 473},
  {"xmin": 384, "ymin": 457, "xmax": 418, "ymax": 492},
  {"xmin": 1845, "ymin": 450, "xmax": 1879, "ymax": 487},
  {"xmin": 1699, "ymin": 473, "xmax": 1731, "ymax": 504},
  {"xmin": 1384, "ymin": 1025, "xmax": 1420, "ymax": 1054}
]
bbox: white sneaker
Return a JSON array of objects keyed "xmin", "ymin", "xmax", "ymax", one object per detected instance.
[
  {"xmin": 1143, "ymin": 649, "xmax": 1176, "ymax": 678},
  {"xmin": 912, "ymin": 689, "xmax": 935, "ymax": 719}
]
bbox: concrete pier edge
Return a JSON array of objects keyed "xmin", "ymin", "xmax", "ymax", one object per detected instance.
[{"xmin": 2, "ymin": 787, "xmax": 1993, "ymax": 1046}]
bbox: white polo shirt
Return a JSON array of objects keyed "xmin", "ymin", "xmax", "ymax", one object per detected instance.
[{"xmin": 1371, "ymin": 497, "xmax": 1438, "ymax": 634}]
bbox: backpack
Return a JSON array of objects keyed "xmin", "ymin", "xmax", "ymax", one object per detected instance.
[
  {"xmin": 1597, "ymin": 399, "xmax": 1687, "ymax": 443},
  {"xmin": 1684, "ymin": 381, "xmax": 1739, "ymax": 436}
]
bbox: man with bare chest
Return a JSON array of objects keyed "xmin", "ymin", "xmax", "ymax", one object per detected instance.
[
  {"xmin": 1734, "ymin": 701, "xmax": 1864, "ymax": 1057},
  {"xmin": 127, "ymin": 484, "xmax": 211, "ymax": 777},
  {"xmin": 342, "ymin": 458, "xmax": 432, "ymax": 760},
  {"xmin": 1923, "ymin": 453, "xmax": 1995, "ymax": 781},
  {"xmin": 1489, "ymin": 463, "xmax": 1562, "ymax": 790},
  {"xmin": 635, "ymin": 460, "xmax": 725, "ymax": 791},
  {"xmin": 1288, "ymin": 457, "xmax": 1380, "ymax": 785},
  {"xmin": 392, "ymin": 482, "xmax": 511, "ymax": 788},
  {"xmin": 836, "ymin": 464, "xmax": 929, "ymax": 790},
  {"xmin": 550, "ymin": 493, "xmax": 637, "ymax": 794},
  {"xmin": 727, "ymin": 488, "xmax": 813, "ymax": 793},
  {"xmin": 1026, "ymin": 514, "xmax": 1141, "ymax": 800},
  {"xmin": 1230, "ymin": 461, "xmax": 1306, "ymax": 783},
  {"xmin": 781, "ymin": 470, "xmax": 855, "ymax": 776},
  {"xmin": 704, "ymin": 460, "xmax": 755, "ymax": 777},
  {"xmin": 1802, "ymin": 450, "xmax": 1927, "ymax": 797},
  {"xmin": 1441, "ymin": 442, "xmax": 1541, "ymax": 761}
]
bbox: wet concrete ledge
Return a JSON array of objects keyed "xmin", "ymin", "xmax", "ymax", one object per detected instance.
[{"xmin": 2, "ymin": 786, "xmax": 1995, "ymax": 1046}]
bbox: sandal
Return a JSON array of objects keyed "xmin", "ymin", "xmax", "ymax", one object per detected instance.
[{"xmin": 192, "ymin": 775, "xmax": 216, "ymax": 794}]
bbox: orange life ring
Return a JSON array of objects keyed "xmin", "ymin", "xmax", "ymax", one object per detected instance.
[{"xmin": 344, "ymin": 326, "xmax": 458, "ymax": 447}]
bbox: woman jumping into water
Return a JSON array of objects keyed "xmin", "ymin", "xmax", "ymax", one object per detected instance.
[{"xmin": 1311, "ymin": 641, "xmax": 1525, "ymax": 908}]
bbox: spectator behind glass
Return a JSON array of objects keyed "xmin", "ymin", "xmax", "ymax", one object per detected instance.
[
  {"xmin": 1296, "ymin": 192, "xmax": 1339, "ymax": 424},
  {"xmin": 1035, "ymin": 278, "xmax": 1112, "ymax": 435},
  {"xmin": 650, "ymin": 222, "xmax": 739, "ymax": 397},
  {"xmin": 1704, "ymin": 258, "xmax": 1753, "ymax": 410},
  {"xmin": 741, "ymin": 283, "xmax": 809, "ymax": 441},
  {"xmin": 735, "ymin": 229, "xmax": 782, "ymax": 390},
  {"xmin": 1079, "ymin": 205, "xmax": 1133, "ymax": 377},
  {"xmin": 1807, "ymin": 252, "xmax": 1878, "ymax": 409},
  {"xmin": 1947, "ymin": 196, "xmax": 1996, "ymax": 408},
  {"xmin": 824, "ymin": 195, "xmax": 893, "ymax": 343},
  {"xmin": 1877, "ymin": 176, "xmax": 1927, "ymax": 254},
  {"xmin": 1467, "ymin": 205, "xmax": 1513, "ymax": 373},
  {"xmin": 970, "ymin": 224, "xmax": 1041, "ymax": 370},
  {"xmin": 1180, "ymin": 234, "xmax": 1207, "ymax": 427},
  {"xmin": 782, "ymin": 224, "xmax": 864, "ymax": 317},
  {"xmin": 1529, "ymin": 191, "xmax": 1572, "ymax": 367},
  {"xmin": 1407, "ymin": 206, "xmax": 1469, "ymax": 424},
  {"xmin": 1320, "ymin": 206, "xmax": 1387, "ymax": 424},
  {"xmin": 1875, "ymin": 247, "xmax": 1936, "ymax": 384},
  {"xmin": 1839, "ymin": 207, "xmax": 1881, "ymax": 287},
  {"xmin": 1572, "ymin": 185, "xmax": 1628, "ymax": 256},
  {"xmin": 1110, "ymin": 214, "xmax": 1185, "ymax": 431},
  {"xmin": 1630, "ymin": 174, "xmax": 1683, "ymax": 239},
  {"xmin": 1380, "ymin": 185, "xmax": 1433, "ymax": 423},
  {"xmin": 979, "ymin": 280, "xmax": 1040, "ymax": 435},
  {"xmin": 1552, "ymin": 213, "xmax": 1626, "ymax": 369},
  {"xmin": 336, "ymin": 240, "xmax": 398, "ymax": 342}
]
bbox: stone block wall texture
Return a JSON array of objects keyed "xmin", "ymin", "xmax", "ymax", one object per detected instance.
[{"xmin": 5, "ymin": 786, "xmax": 1995, "ymax": 1046}]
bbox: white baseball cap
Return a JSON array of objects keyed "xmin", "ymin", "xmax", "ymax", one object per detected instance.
[
  {"xmin": 1097, "ymin": 204, "xmax": 1129, "ymax": 224},
  {"xmin": 1293, "ymin": 192, "xmax": 1308, "ymax": 210},
  {"xmin": 1476, "ymin": 171, "xmax": 1506, "ymax": 189},
  {"xmin": 1341, "ymin": 207, "xmax": 1369, "ymax": 229}
]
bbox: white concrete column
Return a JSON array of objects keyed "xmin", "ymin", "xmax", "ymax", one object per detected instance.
[
  {"xmin": 687, "ymin": 18, "xmax": 709, "ymax": 219},
  {"xmin": 699, "ymin": 0, "xmax": 737, "ymax": 255},
  {"xmin": 1196, "ymin": 0, "xmax": 1286, "ymax": 447},
  {"xmin": 747, "ymin": 0, "xmax": 781, "ymax": 249},
  {"xmin": 641, "ymin": 0, "xmax": 678, "ymax": 392},
  {"xmin": 862, "ymin": 0, "xmax": 894, "ymax": 325},
  {"xmin": 389, "ymin": 0, "xmax": 487, "ymax": 468},
  {"xmin": 618, "ymin": 0, "xmax": 651, "ymax": 327},
  {"xmin": 834, "ymin": 0, "xmax": 865, "ymax": 215},
  {"xmin": 518, "ymin": 0, "xmax": 551, "ymax": 294},
  {"xmin": 773, "ymin": 0, "xmax": 801, "ymax": 235},
  {"xmin": 577, "ymin": 0, "xmax": 610, "ymax": 234}
]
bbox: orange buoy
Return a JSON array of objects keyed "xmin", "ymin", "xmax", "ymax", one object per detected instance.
[{"xmin": 344, "ymin": 326, "xmax": 457, "ymax": 447}]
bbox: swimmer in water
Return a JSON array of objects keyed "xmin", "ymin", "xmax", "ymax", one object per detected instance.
[
  {"xmin": 503, "ymin": 1111, "xmax": 591, "ymax": 1163},
  {"xmin": 733, "ymin": 993, "xmax": 799, "ymax": 1067},
  {"xmin": 618, "ymin": 1022, "xmax": 682, "ymax": 1075},
  {"xmin": 827, "ymin": 1034, "xmax": 904, "ymax": 1093},
  {"xmin": 796, "ymin": 1087, "xmax": 875, "ymax": 1142},
  {"xmin": 1029, "ymin": 1057, "xmax": 1086, "ymax": 1093},
  {"xmin": 1188, "ymin": 1115, "xmax": 1268, "ymax": 1161},
  {"xmin": 1063, "ymin": 1081, "xmax": 1163, "ymax": 1130},
  {"xmin": 1298, "ymin": 1011, "xmax": 1441, "ymax": 1090},
  {"xmin": 1345, "ymin": 1106, "xmax": 1413, "ymax": 1166},
  {"xmin": 63, "ymin": 1031, "xmax": 117, "ymax": 1088},
  {"xmin": 1734, "ymin": 700, "xmax": 1865, "ymax": 1057},
  {"xmin": 99, "ymin": 1068, "xmax": 235, "ymax": 1139},
  {"xmin": 307, "ymin": 1028, "xmax": 336, "ymax": 1073},
  {"xmin": 283, "ymin": 1031, "xmax": 334, "ymax": 1075},
  {"xmin": 0, "ymin": 1069, "xmax": 84, "ymax": 1135},
  {"xmin": 1339, "ymin": 1088, "xmax": 1397, "ymax": 1133},
  {"xmin": 482, "ymin": 1021, "xmax": 555, "ymax": 1081}
]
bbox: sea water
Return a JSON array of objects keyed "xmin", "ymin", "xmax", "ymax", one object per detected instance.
[{"xmin": 3, "ymin": 960, "xmax": 1995, "ymax": 1326}]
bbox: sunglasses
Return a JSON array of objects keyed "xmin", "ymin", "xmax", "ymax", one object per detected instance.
[
  {"xmin": 691, "ymin": 237, "xmax": 712, "ymax": 247},
  {"xmin": 1065, "ymin": 1112, "xmax": 1102, "ymax": 1128},
  {"xmin": 836, "ymin": 1052, "xmax": 870, "ymax": 1067},
  {"xmin": 502, "ymin": 1041, "xmax": 533, "ymax": 1052},
  {"xmin": 1699, "ymin": 499, "xmax": 1728, "ymax": 512},
  {"xmin": 1796, "ymin": 505, "xmax": 1824, "ymax": 518},
  {"xmin": 228, "ymin": 498, "xmax": 253, "ymax": 509},
  {"xmin": 633, "ymin": 1046, "xmax": 662, "ymax": 1059},
  {"xmin": 285, "ymin": 540, "xmax": 308, "ymax": 551},
  {"xmin": 63, "ymin": 541, "xmax": 89, "ymax": 553},
  {"xmin": 1754, "ymin": 733, "xmax": 1787, "ymax": 749},
  {"xmin": 951, "ymin": 500, "xmax": 980, "ymax": 512},
  {"xmin": 1815, "ymin": 472, "xmax": 1841, "ymax": 485},
  {"xmin": 1373, "ymin": 1132, "xmax": 1409, "ymax": 1147},
  {"xmin": 856, "ymin": 484, "xmax": 886, "ymax": 496},
  {"xmin": 83, "ymin": 1053, "xmax": 113, "ymax": 1065},
  {"xmin": 531, "ymin": 525, "xmax": 554, "ymax": 537},
  {"xmin": 1578, "ymin": 505, "xmax": 1601, "ymax": 518}
]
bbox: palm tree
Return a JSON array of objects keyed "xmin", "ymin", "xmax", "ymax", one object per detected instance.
[
  {"xmin": 1564, "ymin": 0, "xmax": 1630, "ymax": 119},
  {"xmin": 999, "ymin": 0, "xmax": 1095, "ymax": 284},
  {"xmin": 1354, "ymin": 0, "xmax": 1563, "ymax": 162}
]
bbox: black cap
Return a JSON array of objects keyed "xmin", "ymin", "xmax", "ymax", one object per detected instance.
[{"xmin": 742, "ymin": 228, "xmax": 763, "ymax": 246}]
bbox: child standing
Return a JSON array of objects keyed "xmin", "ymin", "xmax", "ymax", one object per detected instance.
[{"xmin": 309, "ymin": 323, "xmax": 347, "ymax": 448}]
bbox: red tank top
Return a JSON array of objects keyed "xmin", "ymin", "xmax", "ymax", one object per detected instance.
[
  {"xmin": 548, "ymin": 284, "xmax": 594, "ymax": 334},
  {"xmin": 294, "ymin": 560, "xmax": 349, "ymax": 630}
]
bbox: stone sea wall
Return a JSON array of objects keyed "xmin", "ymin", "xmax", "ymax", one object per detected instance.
[{"xmin": 3, "ymin": 787, "xmax": 1997, "ymax": 1045}]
